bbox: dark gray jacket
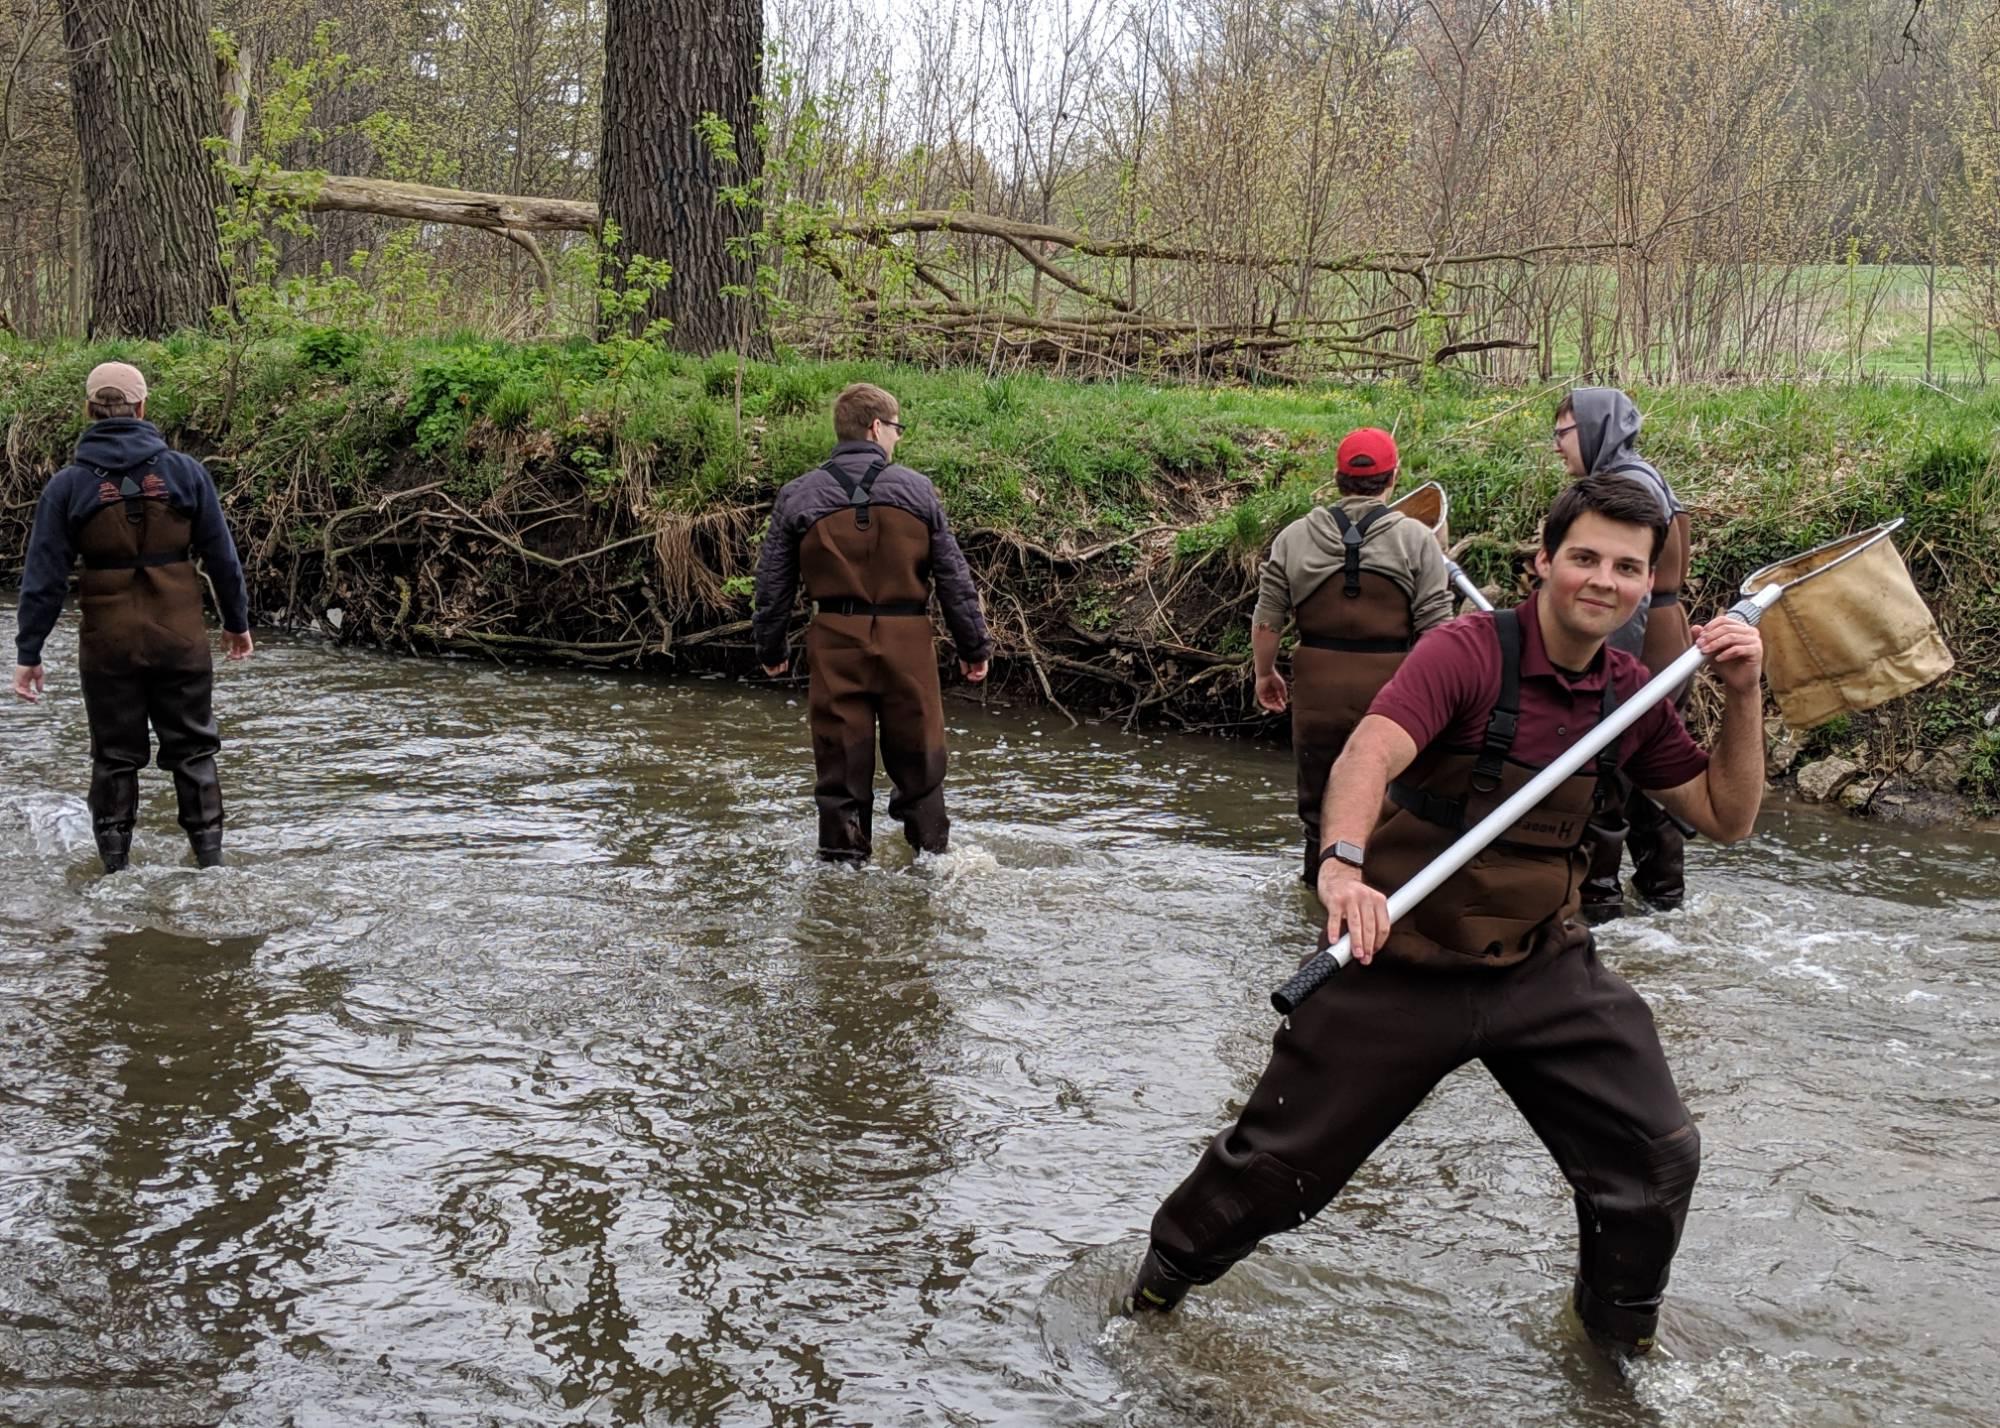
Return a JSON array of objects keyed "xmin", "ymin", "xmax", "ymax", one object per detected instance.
[{"xmin": 751, "ymin": 441, "xmax": 991, "ymax": 668}]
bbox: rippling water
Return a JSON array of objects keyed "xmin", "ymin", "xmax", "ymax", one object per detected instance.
[{"xmin": 2, "ymin": 617, "xmax": 1996, "ymax": 1426}]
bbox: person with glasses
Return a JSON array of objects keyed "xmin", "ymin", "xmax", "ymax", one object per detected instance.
[
  {"xmin": 1553, "ymin": 388, "xmax": 1694, "ymax": 918},
  {"xmin": 1124, "ymin": 475, "xmax": 1767, "ymax": 1361},
  {"xmin": 752, "ymin": 383, "xmax": 991, "ymax": 860},
  {"xmin": 1249, "ymin": 427, "xmax": 1453, "ymax": 884}
]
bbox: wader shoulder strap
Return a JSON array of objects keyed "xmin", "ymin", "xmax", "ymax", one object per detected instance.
[
  {"xmin": 1385, "ymin": 607, "xmax": 1522, "ymax": 827},
  {"xmin": 1329, "ymin": 504, "xmax": 1390, "ymax": 598},
  {"xmin": 1591, "ymin": 676, "xmax": 1622, "ymax": 802},
  {"xmin": 1387, "ymin": 614, "xmax": 1624, "ymax": 829},
  {"xmin": 828, "ymin": 456, "xmax": 890, "ymax": 530},
  {"xmin": 91, "ymin": 463, "xmax": 151, "ymax": 525},
  {"xmin": 1469, "ymin": 607, "xmax": 1523, "ymax": 795},
  {"xmin": 84, "ymin": 460, "xmax": 193, "ymax": 567}
]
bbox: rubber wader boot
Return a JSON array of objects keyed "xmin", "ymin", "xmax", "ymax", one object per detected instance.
[
  {"xmin": 97, "ymin": 833, "xmax": 132, "ymax": 875},
  {"xmin": 1572, "ymin": 1277, "xmax": 1659, "ymax": 1360},
  {"xmin": 1119, "ymin": 1248, "xmax": 1193, "ymax": 1316},
  {"xmin": 1629, "ymin": 799, "xmax": 1687, "ymax": 912},
  {"xmin": 190, "ymin": 831, "xmax": 224, "ymax": 869}
]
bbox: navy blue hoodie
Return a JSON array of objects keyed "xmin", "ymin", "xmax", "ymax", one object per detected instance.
[{"xmin": 14, "ymin": 419, "xmax": 250, "ymax": 666}]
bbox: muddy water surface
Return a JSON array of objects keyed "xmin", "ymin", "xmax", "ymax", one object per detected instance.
[{"xmin": 2, "ymin": 619, "xmax": 1996, "ymax": 1426}]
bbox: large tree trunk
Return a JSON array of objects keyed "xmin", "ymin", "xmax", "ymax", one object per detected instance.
[
  {"xmin": 600, "ymin": 0, "xmax": 761, "ymax": 354},
  {"xmin": 61, "ymin": 0, "xmax": 228, "ymax": 336}
]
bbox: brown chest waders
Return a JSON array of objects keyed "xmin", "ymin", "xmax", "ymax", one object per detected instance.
[
  {"xmin": 74, "ymin": 471, "xmax": 223, "ymax": 870},
  {"xmin": 1139, "ymin": 609, "xmax": 1700, "ymax": 1354},
  {"xmin": 1289, "ymin": 504, "xmax": 1415, "ymax": 883},
  {"xmin": 800, "ymin": 458, "xmax": 949, "ymax": 859}
]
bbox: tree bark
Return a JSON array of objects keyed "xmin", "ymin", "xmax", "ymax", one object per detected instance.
[
  {"xmin": 61, "ymin": 0, "xmax": 228, "ymax": 336},
  {"xmin": 600, "ymin": 0, "xmax": 760, "ymax": 353}
]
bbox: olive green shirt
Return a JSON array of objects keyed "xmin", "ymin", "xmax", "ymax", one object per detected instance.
[{"xmin": 1254, "ymin": 495, "xmax": 1454, "ymax": 634}]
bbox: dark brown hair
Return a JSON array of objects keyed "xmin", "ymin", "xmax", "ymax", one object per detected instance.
[
  {"xmin": 1542, "ymin": 473, "xmax": 1668, "ymax": 566},
  {"xmin": 86, "ymin": 392, "xmax": 138, "ymax": 420}
]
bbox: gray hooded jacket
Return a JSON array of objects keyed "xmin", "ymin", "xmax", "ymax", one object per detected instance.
[{"xmin": 1566, "ymin": 387, "xmax": 1682, "ymax": 659}]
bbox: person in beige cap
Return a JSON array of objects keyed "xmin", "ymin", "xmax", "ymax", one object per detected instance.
[{"xmin": 12, "ymin": 361, "xmax": 253, "ymax": 872}]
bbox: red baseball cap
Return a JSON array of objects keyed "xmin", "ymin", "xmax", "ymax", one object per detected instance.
[{"xmin": 1336, "ymin": 427, "xmax": 1398, "ymax": 478}]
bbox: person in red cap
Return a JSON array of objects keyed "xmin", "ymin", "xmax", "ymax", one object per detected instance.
[
  {"xmin": 12, "ymin": 361, "xmax": 252, "ymax": 872},
  {"xmin": 1250, "ymin": 426, "xmax": 1452, "ymax": 882}
]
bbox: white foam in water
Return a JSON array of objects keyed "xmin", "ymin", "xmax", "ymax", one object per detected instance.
[
  {"xmin": 1628, "ymin": 1346, "xmax": 1814, "ymax": 1425},
  {"xmin": 1774, "ymin": 956, "xmax": 1850, "ymax": 993},
  {"xmin": 4, "ymin": 791, "xmax": 94, "ymax": 857},
  {"xmin": 922, "ymin": 842, "xmax": 1000, "ymax": 882}
]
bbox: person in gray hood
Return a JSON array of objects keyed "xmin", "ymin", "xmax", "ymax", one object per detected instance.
[{"xmin": 1553, "ymin": 388, "xmax": 1693, "ymax": 916}]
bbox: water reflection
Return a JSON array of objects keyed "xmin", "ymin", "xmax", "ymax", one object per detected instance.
[
  {"xmin": 0, "ymin": 618, "xmax": 1995, "ymax": 1427},
  {"xmin": 27, "ymin": 929, "xmax": 326, "ymax": 1421}
]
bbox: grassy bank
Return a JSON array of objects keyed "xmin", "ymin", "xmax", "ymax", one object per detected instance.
[{"xmin": 4, "ymin": 332, "xmax": 1996, "ymax": 809}]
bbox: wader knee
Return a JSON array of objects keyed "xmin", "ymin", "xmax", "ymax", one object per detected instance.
[
  {"xmin": 1149, "ymin": 1132, "xmax": 1331, "ymax": 1294},
  {"xmin": 1574, "ymin": 1120, "xmax": 1700, "ymax": 1353}
]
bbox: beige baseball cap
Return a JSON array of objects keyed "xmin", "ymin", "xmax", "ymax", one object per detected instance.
[{"xmin": 85, "ymin": 360, "xmax": 148, "ymax": 404}]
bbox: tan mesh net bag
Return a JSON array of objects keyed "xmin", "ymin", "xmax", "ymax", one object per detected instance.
[{"xmin": 1741, "ymin": 520, "xmax": 1954, "ymax": 730}]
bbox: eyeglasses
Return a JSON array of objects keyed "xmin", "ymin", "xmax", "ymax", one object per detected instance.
[
  {"xmin": 877, "ymin": 418, "xmax": 905, "ymax": 433},
  {"xmin": 1552, "ymin": 423, "xmax": 1577, "ymax": 441}
]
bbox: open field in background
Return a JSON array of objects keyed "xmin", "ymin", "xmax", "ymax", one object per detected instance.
[
  {"xmin": 3, "ymin": 334, "xmax": 1996, "ymax": 802},
  {"xmin": 1474, "ymin": 265, "xmax": 1996, "ymax": 387}
]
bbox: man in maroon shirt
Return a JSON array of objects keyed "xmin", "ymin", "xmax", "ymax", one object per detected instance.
[{"xmin": 1125, "ymin": 475, "xmax": 1766, "ymax": 1360}]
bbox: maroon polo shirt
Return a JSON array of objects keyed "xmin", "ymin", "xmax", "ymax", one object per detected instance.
[{"xmin": 1368, "ymin": 590, "xmax": 1711, "ymax": 792}]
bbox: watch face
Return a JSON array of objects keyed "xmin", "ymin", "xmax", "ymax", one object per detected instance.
[{"xmin": 1334, "ymin": 841, "xmax": 1366, "ymax": 867}]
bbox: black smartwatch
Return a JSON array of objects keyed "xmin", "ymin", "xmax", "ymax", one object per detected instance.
[{"xmin": 1326, "ymin": 840, "xmax": 1366, "ymax": 870}]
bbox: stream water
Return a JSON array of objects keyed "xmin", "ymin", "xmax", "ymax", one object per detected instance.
[{"xmin": 2, "ymin": 619, "xmax": 1995, "ymax": 1426}]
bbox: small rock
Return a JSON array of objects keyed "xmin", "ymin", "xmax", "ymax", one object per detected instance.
[
  {"xmin": 1840, "ymin": 778, "xmax": 1877, "ymax": 811},
  {"xmin": 1914, "ymin": 741, "xmax": 1971, "ymax": 794},
  {"xmin": 325, "ymin": 607, "xmax": 345, "ymax": 632},
  {"xmin": 1796, "ymin": 755, "xmax": 1863, "ymax": 803},
  {"xmin": 1764, "ymin": 718, "xmax": 1800, "ymax": 777}
]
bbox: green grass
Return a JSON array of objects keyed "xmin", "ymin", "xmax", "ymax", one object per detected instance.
[{"xmin": 4, "ymin": 330, "xmax": 1994, "ymax": 749}]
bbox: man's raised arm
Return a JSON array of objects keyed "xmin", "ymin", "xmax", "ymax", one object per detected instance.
[{"xmin": 1650, "ymin": 618, "xmax": 1765, "ymax": 844}]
